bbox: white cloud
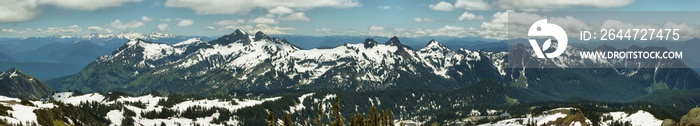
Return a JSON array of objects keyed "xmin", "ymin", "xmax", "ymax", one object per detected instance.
[
  {"xmin": 428, "ymin": 1, "xmax": 454, "ymax": 12},
  {"xmin": 161, "ymin": 18, "xmax": 172, "ymax": 22},
  {"xmin": 141, "ymin": 16, "xmax": 152, "ymax": 22},
  {"xmin": 216, "ymin": 19, "xmax": 245, "ymax": 25},
  {"xmin": 310, "ymin": 25, "xmax": 483, "ymax": 38},
  {"xmin": 1, "ymin": 29, "xmax": 18, "ymax": 33},
  {"xmin": 250, "ymin": 17, "xmax": 279, "ymax": 24},
  {"xmin": 454, "ymin": 0, "xmax": 491, "ymax": 10},
  {"xmin": 369, "ymin": 25, "xmax": 384, "ymax": 31},
  {"xmin": 431, "ymin": 25, "xmax": 478, "ymax": 37},
  {"xmin": 268, "ymin": 6, "xmax": 294, "ymax": 15},
  {"xmin": 0, "ymin": 0, "xmax": 40, "ymax": 23},
  {"xmin": 39, "ymin": 0, "xmax": 142, "ymax": 11},
  {"xmin": 87, "ymin": 26, "xmax": 104, "ymax": 32},
  {"xmin": 177, "ymin": 19, "xmax": 194, "ymax": 26},
  {"xmin": 458, "ymin": 12, "xmax": 484, "ymax": 21},
  {"xmin": 164, "ymin": 0, "xmax": 360, "ymax": 15},
  {"xmin": 478, "ymin": 10, "xmax": 592, "ymax": 39},
  {"xmin": 205, "ymin": 26, "xmax": 216, "ymax": 30},
  {"xmin": 44, "ymin": 25, "xmax": 82, "ymax": 33},
  {"xmin": 157, "ymin": 23, "xmax": 169, "ymax": 31},
  {"xmin": 427, "ymin": 0, "xmax": 634, "ymax": 11},
  {"xmin": 414, "ymin": 17, "xmax": 435, "ymax": 23},
  {"xmin": 110, "ymin": 19, "xmax": 145, "ymax": 31},
  {"xmin": 1, "ymin": 0, "xmax": 144, "ymax": 23},
  {"xmin": 315, "ymin": 28, "xmax": 332, "ymax": 33},
  {"xmin": 379, "ymin": 5, "xmax": 391, "ymax": 10},
  {"xmin": 2, "ymin": 25, "xmax": 84, "ymax": 34},
  {"xmin": 308, "ymin": 25, "xmax": 478, "ymax": 38},
  {"xmin": 221, "ymin": 24, "xmax": 293, "ymax": 34},
  {"xmin": 68, "ymin": 24, "xmax": 79, "ymax": 29},
  {"xmin": 497, "ymin": 0, "xmax": 634, "ymax": 10},
  {"xmin": 282, "ymin": 12, "xmax": 310, "ymax": 22}
]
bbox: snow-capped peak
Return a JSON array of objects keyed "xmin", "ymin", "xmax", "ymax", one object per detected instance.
[
  {"xmin": 173, "ymin": 38, "xmax": 205, "ymax": 47},
  {"xmin": 100, "ymin": 39, "xmax": 184, "ymax": 66},
  {"xmin": 86, "ymin": 31, "xmax": 513, "ymax": 92},
  {"xmin": 234, "ymin": 29, "xmax": 246, "ymax": 35},
  {"xmin": 131, "ymin": 39, "xmax": 183, "ymax": 61},
  {"xmin": 209, "ymin": 29, "xmax": 252, "ymax": 45},
  {"xmin": 421, "ymin": 40, "xmax": 450, "ymax": 52}
]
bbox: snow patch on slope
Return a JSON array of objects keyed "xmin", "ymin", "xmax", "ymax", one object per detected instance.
[
  {"xmin": 0, "ymin": 95, "xmax": 56, "ymax": 125},
  {"xmin": 106, "ymin": 110, "xmax": 124, "ymax": 126},
  {"xmin": 600, "ymin": 110, "xmax": 663, "ymax": 126},
  {"xmin": 173, "ymin": 38, "xmax": 204, "ymax": 47},
  {"xmin": 172, "ymin": 96, "xmax": 282, "ymax": 112},
  {"xmin": 55, "ymin": 93, "xmax": 105, "ymax": 105},
  {"xmin": 289, "ymin": 93, "xmax": 314, "ymax": 113}
]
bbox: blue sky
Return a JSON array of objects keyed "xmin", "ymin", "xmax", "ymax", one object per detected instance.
[{"xmin": 1, "ymin": 0, "xmax": 699, "ymax": 38}]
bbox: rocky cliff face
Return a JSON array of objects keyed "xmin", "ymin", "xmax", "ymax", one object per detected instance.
[{"xmin": 681, "ymin": 107, "xmax": 700, "ymax": 126}]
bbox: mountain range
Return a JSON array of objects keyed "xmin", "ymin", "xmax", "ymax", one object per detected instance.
[
  {"xmin": 0, "ymin": 30, "xmax": 699, "ymax": 125},
  {"xmin": 48, "ymin": 30, "xmax": 700, "ymax": 102},
  {"xmin": 49, "ymin": 30, "xmax": 505, "ymax": 94},
  {"xmin": 0, "ymin": 33, "xmax": 493, "ymax": 81},
  {"xmin": 0, "ymin": 33, "xmax": 208, "ymax": 80}
]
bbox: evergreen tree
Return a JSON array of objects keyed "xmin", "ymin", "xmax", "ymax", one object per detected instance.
[
  {"xmin": 350, "ymin": 113, "xmax": 357, "ymax": 126},
  {"xmin": 283, "ymin": 112, "xmax": 292, "ymax": 126},
  {"xmin": 378, "ymin": 109, "xmax": 384, "ymax": 126},
  {"xmin": 314, "ymin": 104, "xmax": 324, "ymax": 126},
  {"xmin": 370, "ymin": 106, "xmax": 378, "ymax": 126},
  {"xmin": 330, "ymin": 98, "xmax": 345, "ymax": 126},
  {"xmin": 267, "ymin": 110, "xmax": 277, "ymax": 126},
  {"xmin": 385, "ymin": 109, "xmax": 393, "ymax": 126},
  {"xmin": 358, "ymin": 113, "xmax": 365, "ymax": 126}
]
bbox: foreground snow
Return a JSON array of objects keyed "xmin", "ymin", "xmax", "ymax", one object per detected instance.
[
  {"xmin": 1, "ymin": 94, "xmax": 666, "ymax": 126},
  {"xmin": 600, "ymin": 110, "xmax": 663, "ymax": 126},
  {"xmin": 0, "ymin": 96, "xmax": 55, "ymax": 125},
  {"xmin": 1, "ymin": 92, "xmax": 282, "ymax": 126},
  {"xmin": 480, "ymin": 108, "xmax": 663, "ymax": 126}
]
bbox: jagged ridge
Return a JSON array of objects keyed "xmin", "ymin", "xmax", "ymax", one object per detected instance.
[{"xmin": 52, "ymin": 30, "xmax": 505, "ymax": 94}]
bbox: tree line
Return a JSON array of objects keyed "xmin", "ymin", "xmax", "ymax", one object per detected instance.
[{"xmin": 266, "ymin": 97, "xmax": 394, "ymax": 126}]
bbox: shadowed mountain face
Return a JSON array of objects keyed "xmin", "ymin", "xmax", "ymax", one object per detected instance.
[
  {"xmin": 0, "ymin": 68, "xmax": 54, "ymax": 98},
  {"xmin": 50, "ymin": 30, "xmax": 700, "ymax": 102}
]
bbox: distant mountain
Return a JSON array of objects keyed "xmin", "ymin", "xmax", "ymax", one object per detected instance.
[
  {"xmin": 277, "ymin": 35, "xmax": 392, "ymax": 49},
  {"xmin": 0, "ymin": 32, "xmax": 209, "ymax": 54},
  {"xmin": 14, "ymin": 41, "xmax": 111, "ymax": 65},
  {"xmin": 0, "ymin": 33, "xmax": 211, "ymax": 80},
  {"xmin": 0, "ymin": 67, "xmax": 54, "ymax": 98},
  {"xmin": 278, "ymin": 35, "xmax": 445, "ymax": 50},
  {"xmin": 51, "ymin": 30, "xmax": 700, "ymax": 102},
  {"xmin": 0, "ymin": 52, "xmax": 12, "ymax": 62},
  {"xmin": 0, "ymin": 37, "xmax": 56, "ymax": 55},
  {"xmin": 439, "ymin": 40, "xmax": 507, "ymax": 52},
  {"xmin": 0, "ymin": 61, "xmax": 84, "ymax": 80},
  {"xmin": 56, "ymin": 32, "xmax": 178, "ymax": 40}
]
